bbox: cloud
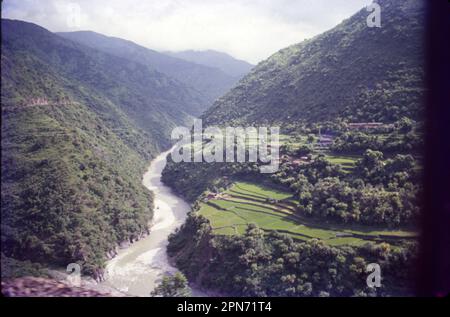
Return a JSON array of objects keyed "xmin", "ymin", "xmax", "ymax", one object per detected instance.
[{"xmin": 2, "ymin": 0, "xmax": 372, "ymax": 63}]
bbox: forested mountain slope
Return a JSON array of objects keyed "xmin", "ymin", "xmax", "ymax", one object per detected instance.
[
  {"xmin": 1, "ymin": 19, "xmax": 196, "ymax": 278},
  {"xmin": 3, "ymin": 20, "xmax": 199, "ymax": 140},
  {"xmin": 202, "ymin": 0, "xmax": 425, "ymax": 126},
  {"xmin": 58, "ymin": 31, "xmax": 238, "ymax": 110}
]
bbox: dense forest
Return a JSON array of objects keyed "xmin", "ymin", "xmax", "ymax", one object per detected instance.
[{"xmin": 202, "ymin": 0, "xmax": 425, "ymax": 127}]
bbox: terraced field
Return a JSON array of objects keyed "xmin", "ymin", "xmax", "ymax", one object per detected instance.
[
  {"xmin": 198, "ymin": 181, "xmax": 416, "ymax": 246},
  {"xmin": 325, "ymin": 154, "xmax": 360, "ymax": 172}
]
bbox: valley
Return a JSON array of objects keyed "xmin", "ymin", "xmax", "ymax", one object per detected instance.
[
  {"xmin": 1, "ymin": 0, "xmax": 426, "ymax": 298},
  {"xmin": 100, "ymin": 149, "xmax": 199, "ymax": 296}
]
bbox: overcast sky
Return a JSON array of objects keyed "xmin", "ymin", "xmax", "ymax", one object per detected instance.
[{"xmin": 3, "ymin": 0, "xmax": 372, "ymax": 64}]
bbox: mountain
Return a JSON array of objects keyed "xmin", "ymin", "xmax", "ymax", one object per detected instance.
[
  {"xmin": 1, "ymin": 19, "xmax": 199, "ymax": 278},
  {"xmin": 57, "ymin": 31, "xmax": 239, "ymax": 107},
  {"xmin": 160, "ymin": 0, "xmax": 425, "ymax": 297},
  {"xmin": 202, "ymin": 0, "xmax": 425, "ymax": 127},
  {"xmin": 2, "ymin": 20, "xmax": 202, "ymax": 139},
  {"xmin": 165, "ymin": 50, "xmax": 254, "ymax": 78}
]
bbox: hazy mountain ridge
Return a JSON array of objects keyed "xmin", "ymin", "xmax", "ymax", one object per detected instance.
[
  {"xmin": 202, "ymin": 0, "xmax": 425, "ymax": 127},
  {"xmin": 3, "ymin": 20, "xmax": 199, "ymax": 135},
  {"xmin": 58, "ymin": 31, "xmax": 241, "ymax": 109},
  {"xmin": 165, "ymin": 49, "xmax": 254, "ymax": 78}
]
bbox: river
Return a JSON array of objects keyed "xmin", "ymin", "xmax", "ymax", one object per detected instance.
[{"xmin": 99, "ymin": 148, "xmax": 194, "ymax": 296}]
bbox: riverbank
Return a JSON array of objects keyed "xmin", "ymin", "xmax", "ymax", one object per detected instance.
[{"xmin": 99, "ymin": 149, "xmax": 193, "ymax": 296}]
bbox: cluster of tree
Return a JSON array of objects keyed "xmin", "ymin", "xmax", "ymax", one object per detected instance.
[
  {"xmin": 162, "ymin": 155, "xmax": 260, "ymax": 203},
  {"xmin": 273, "ymin": 156, "xmax": 343, "ymax": 186},
  {"xmin": 331, "ymin": 120, "xmax": 423, "ymax": 155},
  {"xmin": 354, "ymin": 150, "xmax": 421, "ymax": 188},
  {"xmin": 151, "ymin": 272, "xmax": 191, "ymax": 297},
  {"xmin": 168, "ymin": 214, "xmax": 418, "ymax": 297},
  {"xmin": 271, "ymin": 151, "xmax": 420, "ymax": 227},
  {"xmin": 281, "ymin": 144, "xmax": 313, "ymax": 158},
  {"xmin": 297, "ymin": 177, "xmax": 418, "ymax": 226},
  {"xmin": 1, "ymin": 254, "xmax": 50, "ymax": 279}
]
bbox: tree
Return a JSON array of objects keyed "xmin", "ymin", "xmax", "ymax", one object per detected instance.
[
  {"xmin": 151, "ymin": 272, "xmax": 192, "ymax": 297},
  {"xmin": 295, "ymin": 145, "xmax": 312, "ymax": 156},
  {"xmin": 396, "ymin": 117, "xmax": 413, "ymax": 133},
  {"xmin": 360, "ymin": 149, "xmax": 384, "ymax": 169}
]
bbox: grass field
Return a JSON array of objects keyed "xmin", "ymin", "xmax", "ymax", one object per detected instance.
[
  {"xmin": 325, "ymin": 154, "xmax": 360, "ymax": 172},
  {"xmin": 198, "ymin": 181, "xmax": 416, "ymax": 246},
  {"xmin": 229, "ymin": 181, "xmax": 293, "ymax": 201}
]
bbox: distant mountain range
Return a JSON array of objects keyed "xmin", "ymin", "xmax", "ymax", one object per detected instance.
[
  {"xmin": 165, "ymin": 50, "xmax": 254, "ymax": 78},
  {"xmin": 202, "ymin": 0, "xmax": 425, "ymax": 127},
  {"xmin": 58, "ymin": 31, "xmax": 245, "ymax": 107}
]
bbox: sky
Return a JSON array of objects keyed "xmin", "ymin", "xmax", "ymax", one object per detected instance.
[{"xmin": 2, "ymin": 0, "xmax": 372, "ymax": 64}]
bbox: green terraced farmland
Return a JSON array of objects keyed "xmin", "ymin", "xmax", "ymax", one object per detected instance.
[
  {"xmin": 325, "ymin": 154, "xmax": 360, "ymax": 172},
  {"xmin": 227, "ymin": 181, "xmax": 294, "ymax": 201},
  {"xmin": 325, "ymin": 155, "xmax": 359, "ymax": 165},
  {"xmin": 200, "ymin": 199, "xmax": 357, "ymax": 242},
  {"xmin": 198, "ymin": 181, "xmax": 417, "ymax": 246}
]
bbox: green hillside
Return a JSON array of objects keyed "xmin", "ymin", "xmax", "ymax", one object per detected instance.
[
  {"xmin": 1, "ymin": 19, "xmax": 197, "ymax": 278},
  {"xmin": 58, "ymin": 31, "xmax": 239, "ymax": 110},
  {"xmin": 163, "ymin": 0, "xmax": 424, "ymax": 297},
  {"xmin": 2, "ymin": 20, "xmax": 199, "ymax": 144},
  {"xmin": 202, "ymin": 0, "xmax": 425, "ymax": 126}
]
